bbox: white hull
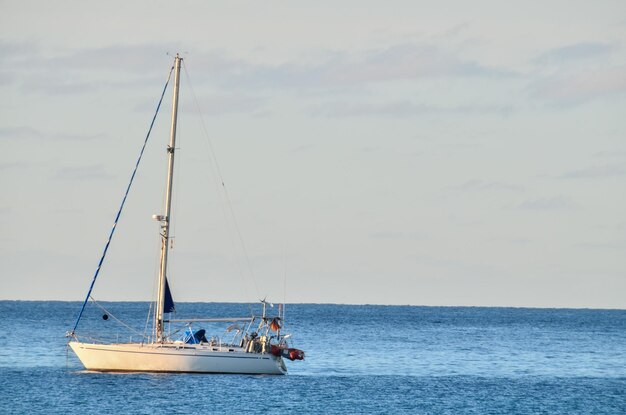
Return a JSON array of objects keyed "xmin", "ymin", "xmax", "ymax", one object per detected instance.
[{"xmin": 69, "ymin": 341, "xmax": 287, "ymax": 375}]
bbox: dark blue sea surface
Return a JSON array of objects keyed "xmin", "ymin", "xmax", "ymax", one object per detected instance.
[{"xmin": 1, "ymin": 301, "xmax": 625, "ymax": 414}]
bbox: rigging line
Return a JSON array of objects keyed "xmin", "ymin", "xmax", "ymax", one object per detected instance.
[
  {"xmin": 181, "ymin": 61, "xmax": 261, "ymax": 303},
  {"xmin": 150, "ymin": 182, "xmax": 167, "ymax": 336},
  {"xmin": 143, "ymin": 300, "xmax": 153, "ymax": 343},
  {"xmin": 180, "ymin": 63, "xmax": 254, "ymax": 314},
  {"xmin": 151, "ymin": 149, "xmax": 170, "ymax": 339},
  {"xmin": 146, "ymin": 227, "xmax": 161, "ymax": 341},
  {"xmin": 71, "ymin": 63, "xmax": 175, "ymax": 335},
  {"xmin": 89, "ymin": 296, "xmax": 146, "ymax": 337}
]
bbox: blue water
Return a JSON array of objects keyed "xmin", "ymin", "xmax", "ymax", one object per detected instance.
[{"xmin": 1, "ymin": 301, "xmax": 625, "ymax": 414}]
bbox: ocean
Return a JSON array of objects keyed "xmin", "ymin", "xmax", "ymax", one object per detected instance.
[{"xmin": 1, "ymin": 301, "xmax": 625, "ymax": 414}]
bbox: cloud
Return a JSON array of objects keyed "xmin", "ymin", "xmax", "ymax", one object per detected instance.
[
  {"xmin": 54, "ymin": 165, "xmax": 114, "ymax": 181},
  {"xmin": 0, "ymin": 40, "xmax": 41, "ymax": 62},
  {"xmin": 18, "ymin": 76, "xmax": 108, "ymax": 95},
  {"xmin": 0, "ymin": 126, "xmax": 43, "ymax": 140},
  {"xmin": 60, "ymin": 44, "xmax": 181, "ymax": 73},
  {"xmin": 593, "ymin": 150, "xmax": 626, "ymax": 159},
  {"xmin": 528, "ymin": 41, "xmax": 626, "ymax": 105},
  {"xmin": 0, "ymin": 161, "xmax": 29, "ymax": 171},
  {"xmin": 321, "ymin": 43, "xmax": 509, "ymax": 83},
  {"xmin": 516, "ymin": 196, "xmax": 576, "ymax": 211},
  {"xmin": 530, "ymin": 66, "xmax": 626, "ymax": 105},
  {"xmin": 289, "ymin": 144, "xmax": 315, "ymax": 153},
  {"xmin": 560, "ymin": 163, "xmax": 626, "ymax": 179},
  {"xmin": 450, "ymin": 179, "xmax": 525, "ymax": 192},
  {"xmin": 0, "ymin": 42, "xmax": 180, "ymax": 95},
  {"xmin": 133, "ymin": 92, "xmax": 266, "ymax": 116},
  {"xmin": 572, "ymin": 240, "xmax": 626, "ymax": 250},
  {"xmin": 535, "ymin": 42, "xmax": 615, "ymax": 64},
  {"xmin": 370, "ymin": 231, "xmax": 426, "ymax": 241},
  {"xmin": 0, "ymin": 126, "xmax": 105, "ymax": 142},
  {"xmin": 2, "ymin": 41, "xmax": 513, "ymax": 97},
  {"xmin": 194, "ymin": 43, "xmax": 514, "ymax": 90},
  {"xmin": 4, "ymin": 42, "xmax": 179, "ymax": 75},
  {"xmin": 596, "ymin": 222, "xmax": 626, "ymax": 232},
  {"xmin": 487, "ymin": 236, "xmax": 531, "ymax": 246},
  {"xmin": 406, "ymin": 252, "xmax": 499, "ymax": 278},
  {"xmin": 310, "ymin": 100, "xmax": 515, "ymax": 118}
]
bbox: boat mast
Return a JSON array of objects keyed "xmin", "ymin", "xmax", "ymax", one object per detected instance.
[{"xmin": 155, "ymin": 54, "xmax": 182, "ymax": 342}]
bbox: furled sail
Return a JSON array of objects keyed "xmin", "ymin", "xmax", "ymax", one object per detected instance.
[{"xmin": 164, "ymin": 277, "xmax": 175, "ymax": 313}]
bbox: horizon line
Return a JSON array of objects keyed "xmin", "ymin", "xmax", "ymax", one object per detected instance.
[{"xmin": 0, "ymin": 299, "xmax": 624, "ymax": 311}]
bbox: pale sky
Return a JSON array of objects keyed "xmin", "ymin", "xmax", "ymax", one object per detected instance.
[{"xmin": 1, "ymin": 1, "xmax": 625, "ymax": 308}]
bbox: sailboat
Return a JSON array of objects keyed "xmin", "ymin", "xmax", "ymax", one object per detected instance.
[{"xmin": 67, "ymin": 54, "xmax": 304, "ymax": 374}]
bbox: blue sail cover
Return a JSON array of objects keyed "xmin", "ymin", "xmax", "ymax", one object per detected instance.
[
  {"xmin": 183, "ymin": 328, "xmax": 207, "ymax": 344},
  {"xmin": 164, "ymin": 277, "xmax": 175, "ymax": 313}
]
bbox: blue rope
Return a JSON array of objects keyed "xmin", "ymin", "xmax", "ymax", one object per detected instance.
[{"xmin": 71, "ymin": 65, "xmax": 174, "ymax": 335}]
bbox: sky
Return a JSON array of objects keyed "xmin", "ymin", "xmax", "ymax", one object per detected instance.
[{"xmin": 1, "ymin": 1, "xmax": 625, "ymax": 308}]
